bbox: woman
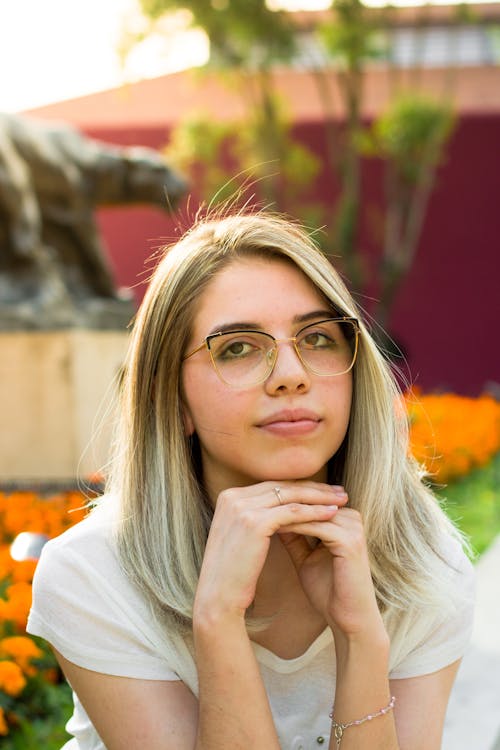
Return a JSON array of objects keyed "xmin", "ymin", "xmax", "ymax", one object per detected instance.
[{"xmin": 28, "ymin": 212, "xmax": 474, "ymax": 749}]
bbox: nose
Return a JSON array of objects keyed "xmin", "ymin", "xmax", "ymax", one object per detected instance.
[{"xmin": 264, "ymin": 340, "xmax": 311, "ymax": 394}]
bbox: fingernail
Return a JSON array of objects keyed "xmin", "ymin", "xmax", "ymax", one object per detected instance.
[
  {"xmin": 326, "ymin": 505, "xmax": 338, "ymax": 510},
  {"xmin": 331, "ymin": 486, "xmax": 347, "ymax": 495}
]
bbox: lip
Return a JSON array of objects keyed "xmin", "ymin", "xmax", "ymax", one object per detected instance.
[{"xmin": 257, "ymin": 409, "xmax": 322, "ymax": 436}]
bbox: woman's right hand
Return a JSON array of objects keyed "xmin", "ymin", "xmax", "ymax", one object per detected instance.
[{"xmin": 193, "ymin": 480, "xmax": 346, "ymax": 622}]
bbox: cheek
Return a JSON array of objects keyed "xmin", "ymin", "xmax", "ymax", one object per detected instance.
[
  {"xmin": 182, "ymin": 367, "xmax": 245, "ymax": 438},
  {"xmin": 327, "ymin": 376, "xmax": 353, "ymax": 432}
]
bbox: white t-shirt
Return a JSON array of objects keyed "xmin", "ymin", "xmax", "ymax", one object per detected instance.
[{"xmin": 27, "ymin": 495, "xmax": 475, "ymax": 750}]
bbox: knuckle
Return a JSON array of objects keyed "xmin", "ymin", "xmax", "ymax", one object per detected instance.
[
  {"xmin": 239, "ymin": 508, "xmax": 256, "ymax": 530},
  {"xmin": 347, "ymin": 508, "xmax": 362, "ymax": 522},
  {"xmin": 218, "ymin": 488, "xmax": 235, "ymax": 505}
]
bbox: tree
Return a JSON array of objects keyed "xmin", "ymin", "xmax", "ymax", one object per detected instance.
[{"xmin": 129, "ymin": 0, "xmax": 457, "ymax": 341}]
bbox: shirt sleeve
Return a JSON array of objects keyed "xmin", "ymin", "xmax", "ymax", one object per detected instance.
[
  {"xmin": 27, "ymin": 524, "xmax": 181, "ymax": 682},
  {"xmin": 388, "ymin": 537, "xmax": 476, "ymax": 680}
]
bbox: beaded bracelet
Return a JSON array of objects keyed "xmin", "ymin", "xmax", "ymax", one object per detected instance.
[{"xmin": 330, "ymin": 695, "xmax": 396, "ymax": 749}]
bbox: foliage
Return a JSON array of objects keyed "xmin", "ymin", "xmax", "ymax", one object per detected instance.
[
  {"xmin": 319, "ymin": 0, "xmax": 386, "ymax": 69},
  {"xmin": 0, "ymin": 492, "xmax": 87, "ymax": 743},
  {"xmin": 134, "ymin": 0, "xmax": 457, "ymax": 332},
  {"xmin": 368, "ymin": 97, "xmax": 455, "ymax": 179},
  {"xmin": 437, "ymin": 452, "xmax": 500, "ymax": 557},
  {"xmin": 363, "ymin": 95, "xmax": 456, "ymax": 327},
  {"xmin": 138, "ymin": 0, "xmax": 296, "ymax": 68},
  {"xmin": 164, "ymin": 101, "xmax": 321, "ymax": 209}
]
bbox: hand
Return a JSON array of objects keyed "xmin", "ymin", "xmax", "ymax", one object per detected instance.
[
  {"xmin": 278, "ymin": 493, "xmax": 386, "ymax": 640},
  {"xmin": 193, "ymin": 481, "xmax": 343, "ymax": 623}
]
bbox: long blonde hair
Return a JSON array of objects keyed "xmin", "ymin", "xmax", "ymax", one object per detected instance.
[{"xmin": 109, "ymin": 211, "xmax": 465, "ymax": 635}]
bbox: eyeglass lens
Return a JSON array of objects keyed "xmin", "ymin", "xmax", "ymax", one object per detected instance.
[{"xmin": 207, "ymin": 319, "xmax": 357, "ymax": 386}]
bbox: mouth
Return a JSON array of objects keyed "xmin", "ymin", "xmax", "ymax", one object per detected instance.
[{"xmin": 257, "ymin": 409, "xmax": 322, "ymax": 436}]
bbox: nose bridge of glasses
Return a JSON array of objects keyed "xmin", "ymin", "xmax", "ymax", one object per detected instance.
[{"xmin": 265, "ymin": 335, "xmax": 307, "ymax": 373}]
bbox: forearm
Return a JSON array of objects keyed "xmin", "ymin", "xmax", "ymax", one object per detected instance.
[
  {"xmin": 193, "ymin": 612, "xmax": 280, "ymax": 750},
  {"xmin": 329, "ymin": 630, "xmax": 399, "ymax": 750}
]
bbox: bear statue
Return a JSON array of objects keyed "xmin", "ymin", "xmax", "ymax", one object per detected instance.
[{"xmin": 0, "ymin": 113, "xmax": 187, "ymax": 329}]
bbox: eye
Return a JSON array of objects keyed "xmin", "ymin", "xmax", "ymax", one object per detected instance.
[
  {"xmin": 300, "ymin": 330, "xmax": 336, "ymax": 349},
  {"xmin": 213, "ymin": 334, "xmax": 265, "ymax": 361}
]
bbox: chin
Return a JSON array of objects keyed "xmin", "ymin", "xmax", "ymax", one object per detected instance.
[{"xmin": 260, "ymin": 461, "xmax": 328, "ymax": 483}]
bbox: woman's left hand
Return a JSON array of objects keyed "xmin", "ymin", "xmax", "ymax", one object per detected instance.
[{"xmin": 278, "ymin": 494, "xmax": 385, "ymax": 640}]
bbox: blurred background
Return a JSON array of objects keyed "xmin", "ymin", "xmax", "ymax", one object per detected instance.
[
  {"xmin": 0, "ymin": 1, "xmax": 499, "ymax": 747},
  {"xmin": 2, "ymin": 0, "xmax": 498, "ymax": 394}
]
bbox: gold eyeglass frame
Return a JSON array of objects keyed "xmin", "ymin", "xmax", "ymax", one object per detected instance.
[{"xmin": 183, "ymin": 317, "xmax": 360, "ymax": 388}]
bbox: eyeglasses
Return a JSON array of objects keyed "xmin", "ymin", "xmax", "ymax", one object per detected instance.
[{"xmin": 183, "ymin": 317, "xmax": 359, "ymax": 388}]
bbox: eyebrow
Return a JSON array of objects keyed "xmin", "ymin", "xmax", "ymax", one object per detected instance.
[{"xmin": 207, "ymin": 309, "xmax": 336, "ymax": 337}]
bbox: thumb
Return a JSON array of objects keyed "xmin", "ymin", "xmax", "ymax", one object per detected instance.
[{"xmin": 279, "ymin": 532, "xmax": 312, "ymax": 572}]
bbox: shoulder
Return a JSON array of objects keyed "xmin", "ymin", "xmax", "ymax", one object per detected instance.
[
  {"xmin": 435, "ymin": 528, "xmax": 476, "ymax": 605},
  {"xmin": 28, "ymin": 494, "xmax": 198, "ymax": 688},
  {"xmin": 42, "ymin": 493, "xmax": 118, "ymax": 552},
  {"xmin": 29, "ymin": 493, "xmax": 151, "ymax": 625},
  {"xmin": 387, "ymin": 530, "xmax": 475, "ymax": 679}
]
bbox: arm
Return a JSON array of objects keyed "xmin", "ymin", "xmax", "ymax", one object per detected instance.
[
  {"xmin": 52, "ymin": 481, "xmax": 344, "ymax": 749},
  {"xmin": 280, "ymin": 505, "xmax": 463, "ymax": 750},
  {"xmin": 328, "ymin": 641, "xmax": 460, "ymax": 749},
  {"xmin": 190, "ymin": 481, "xmax": 344, "ymax": 748},
  {"xmin": 53, "ymin": 611, "xmax": 282, "ymax": 750},
  {"xmin": 52, "ymin": 648, "xmax": 199, "ymax": 750},
  {"xmin": 391, "ymin": 660, "xmax": 461, "ymax": 750}
]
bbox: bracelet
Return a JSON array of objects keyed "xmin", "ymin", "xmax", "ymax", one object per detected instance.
[{"xmin": 330, "ymin": 696, "xmax": 396, "ymax": 748}]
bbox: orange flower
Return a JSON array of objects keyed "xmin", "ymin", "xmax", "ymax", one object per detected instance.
[
  {"xmin": 0, "ymin": 660, "xmax": 26, "ymax": 697},
  {"xmin": 405, "ymin": 392, "xmax": 500, "ymax": 482},
  {"xmin": 0, "ymin": 636, "xmax": 42, "ymax": 676},
  {"xmin": 0, "ymin": 545, "xmax": 16, "ymax": 580},
  {"xmin": 0, "ymin": 489, "xmax": 89, "ymax": 545},
  {"xmin": 0, "ymin": 706, "xmax": 8, "ymax": 736},
  {"xmin": 10, "ymin": 559, "xmax": 37, "ymax": 585},
  {"xmin": 0, "ymin": 582, "xmax": 33, "ymax": 631}
]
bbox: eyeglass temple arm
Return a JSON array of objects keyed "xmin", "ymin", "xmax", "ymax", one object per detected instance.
[{"xmin": 183, "ymin": 341, "xmax": 207, "ymax": 361}]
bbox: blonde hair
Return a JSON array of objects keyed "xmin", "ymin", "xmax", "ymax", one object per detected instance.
[{"xmin": 109, "ymin": 211, "xmax": 465, "ymax": 635}]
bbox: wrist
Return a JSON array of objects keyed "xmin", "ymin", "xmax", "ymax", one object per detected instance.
[
  {"xmin": 332, "ymin": 625, "xmax": 390, "ymax": 668},
  {"xmin": 193, "ymin": 599, "xmax": 247, "ymax": 636}
]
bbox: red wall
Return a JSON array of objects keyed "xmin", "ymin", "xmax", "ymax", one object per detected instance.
[{"xmin": 89, "ymin": 117, "xmax": 500, "ymax": 396}]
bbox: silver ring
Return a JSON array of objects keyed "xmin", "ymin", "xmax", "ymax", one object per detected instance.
[{"xmin": 273, "ymin": 486, "xmax": 283, "ymax": 505}]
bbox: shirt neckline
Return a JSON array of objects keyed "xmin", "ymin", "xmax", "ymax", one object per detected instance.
[{"xmin": 251, "ymin": 627, "xmax": 333, "ymax": 673}]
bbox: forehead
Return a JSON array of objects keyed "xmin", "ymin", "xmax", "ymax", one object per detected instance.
[{"xmin": 191, "ymin": 256, "xmax": 330, "ymax": 335}]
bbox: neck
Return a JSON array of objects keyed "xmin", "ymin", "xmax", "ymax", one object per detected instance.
[{"xmin": 251, "ymin": 535, "xmax": 302, "ymax": 617}]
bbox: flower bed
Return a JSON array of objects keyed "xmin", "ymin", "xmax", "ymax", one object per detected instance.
[
  {"xmin": 405, "ymin": 391, "xmax": 500, "ymax": 483},
  {"xmin": 0, "ymin": 492, "xmax": 86, "ymax": 741}
]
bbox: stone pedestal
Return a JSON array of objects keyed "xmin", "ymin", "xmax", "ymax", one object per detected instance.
[{"xmin": 0, "ymin": 331, "xmax": 129, "ymax": 481}]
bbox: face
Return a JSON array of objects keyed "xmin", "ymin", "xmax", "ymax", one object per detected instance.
[{"xmin": 181, "ymin": 257, "xmax": 353, "ymax": 502}]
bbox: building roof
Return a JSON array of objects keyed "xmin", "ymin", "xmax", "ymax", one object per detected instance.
[
  {"xmin": 22, "ymin": 63, "xmax": 500, "ymax": 130},
  {"xmin": 22, "ymin": 3, "xmax": 500, "ymax": 128}
]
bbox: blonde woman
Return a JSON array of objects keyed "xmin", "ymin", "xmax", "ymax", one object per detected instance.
[{"xmin": 28, "ymin": 212, "xmax": 474, "ymax": 750}]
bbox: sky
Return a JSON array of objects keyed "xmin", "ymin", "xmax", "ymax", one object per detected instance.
[
  {"xmin": 0, "ymin": 0, "xmax": 209, "ymax": 112},
  {"xmin": 0, "ymin": 0, "xmax": 492, "ymax": 113}
]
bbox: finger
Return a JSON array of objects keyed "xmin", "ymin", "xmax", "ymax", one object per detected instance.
[
  {"xmin": 263, "ymin": 483, "xmax": 348, "ymax": 509},
  {"xmin": 278, "ymin": 532, "xmax": 313, "ymax": 570},
  {"xmin": 277, "ymin": 518, "xmax": 349, "ymax": 546},
  {"xmin": 226, "ymin": 481, "xmax": 348, "ymax": 508},
  {"xmin": 237, "ymin": 479, "xmax": 344, "ymax": 495},
  {"xmin": 279, "ymin": 513, "xmax": 367, "ymax": 554},
  {"xmin": 263, "ymin": 503, "xmax": 339, "ymax": 537}
]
